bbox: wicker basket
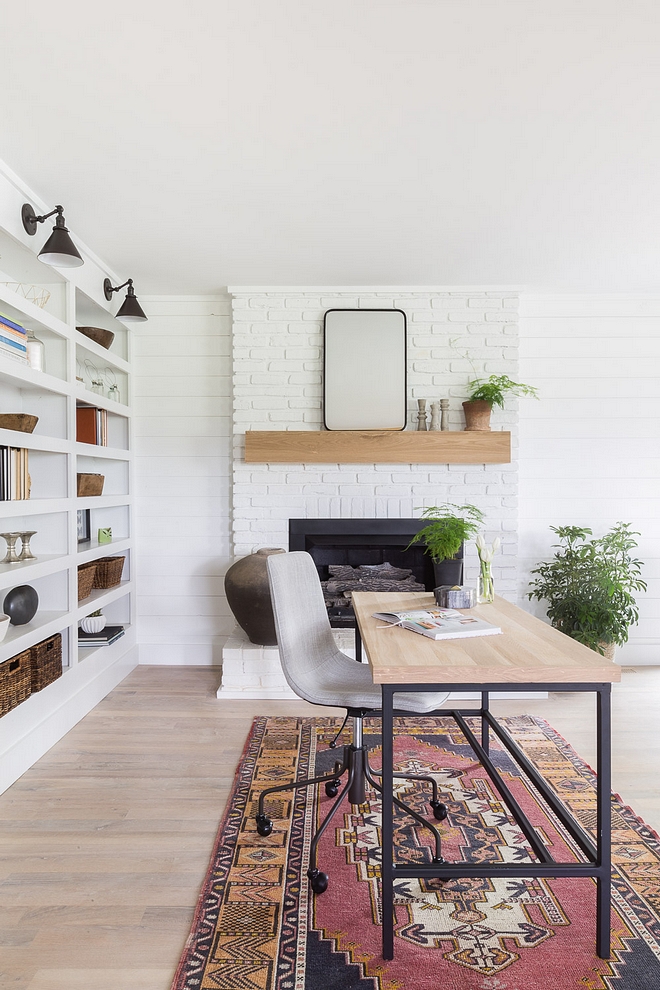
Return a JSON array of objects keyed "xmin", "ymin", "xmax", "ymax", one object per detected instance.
[
  {"xmin": 0, "ymin": 650, "xmax": 31, "ymax": 717},
  {"xmin": 78, "ymin": 562, "xmax": 97, "ymax": 601},
  {"xmin": 92, "ymin": 556, "xmax": 125, "ymax": 589},
  {"xmin": 29, "ymin": 634, "xmax": 62, "ymax": 693}
]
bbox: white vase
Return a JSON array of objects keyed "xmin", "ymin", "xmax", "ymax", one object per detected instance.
[
  {"xmin": 0, "ymin": 614, "xmax": 9, "ymax": 642},
  {"xmin": 80, "ymin": 614, "xmax": 106, "ymax": 634}
]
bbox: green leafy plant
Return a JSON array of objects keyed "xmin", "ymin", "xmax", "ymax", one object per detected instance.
[
  {"xmin": 406, "ymin": 504, "xmax": 485, "ymax": 561},
  {"xmin": 527, "ymin": 523, "xmax": 646, "ymax": 653},
  {"xmin": 89, "ymin": 609, "xmax": 103, "ymax": 617},
  {"xmin": 467, "ymin": 374, "xmax": 538, "ymax": 408}
]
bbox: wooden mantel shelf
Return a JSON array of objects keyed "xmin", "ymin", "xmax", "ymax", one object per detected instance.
[{"xmin": 244, "ymin": 430, "xmax": 511, "ymax": 464}]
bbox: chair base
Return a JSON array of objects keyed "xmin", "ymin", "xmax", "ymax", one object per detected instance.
[{"xmin": 256, "ymin": 736, "xmax": 449, "ymax": 894}]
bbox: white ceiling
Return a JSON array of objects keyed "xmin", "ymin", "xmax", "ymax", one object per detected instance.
[{"xmin": 2, "ymin": 0, "xmax": 660, "ymax": 294}]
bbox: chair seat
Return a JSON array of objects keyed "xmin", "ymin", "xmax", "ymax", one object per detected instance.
[{"xmin": 296, "ymin": 646, "xmax": 449, "ymax": 712}]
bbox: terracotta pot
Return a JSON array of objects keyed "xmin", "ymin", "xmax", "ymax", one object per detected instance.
[
  {"xmin": 462, "ymin": 400, "xmax": 492, "ymax": 431},
  {"xmin": 224, "ymin": 548, "xmax": 286, "ymax": 645}
]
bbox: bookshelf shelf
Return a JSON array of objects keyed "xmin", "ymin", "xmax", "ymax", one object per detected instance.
[
  {"xmin": 0, "ymin": 169, "xmax": 137, "ymax": 795},
  {"xmin": 0, "ymin": 609, "xmax": 70, "ymax": 665},
  {"xmin": 0, "ymin": 554, "xmax": 67, "ymax": 591},
  {"xmin": 0, "ymin": 430, "xmax": 69, "ymax": 454},
  {"xmin": 77, "ymin": 579, "xmax": 133, "ymax": 619},
  {"xmin": 0, "ymin": 497, "xmax": 69, "ymax": 518},
  {"xmin": 74, "ymin": 385, "xmax": 130, "ymax": 416},
  {"xmin": 0, "ymin": 357, "xmax": 70, "ymax": 395}
]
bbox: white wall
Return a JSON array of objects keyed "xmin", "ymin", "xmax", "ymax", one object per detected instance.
[
  {"xmin": 133, "ymin": 297, "xmax": 234, "ymax": 665},
  {"xmin": 518, "ymin": 296, "xmax": 660, "ymax": 664},
  {"xmin": 130, "ymin": 291, "xmax": 660, "ymax": 669}
]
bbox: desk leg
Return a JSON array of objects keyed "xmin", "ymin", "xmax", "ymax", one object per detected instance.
[
  {"xmin": 354, "ymin": 625, "xmax": 362, "ymax": 663},
  {"xmin": 382, "ymin": 685, "xmax": 394, "ymax": 960},
  {"xmin": 596, "ymin": 684, "xmax": 612, "ymax": 958},
  {"xmin": 481, "ymin": 691, "xmax": 490, "ymax": 755}
]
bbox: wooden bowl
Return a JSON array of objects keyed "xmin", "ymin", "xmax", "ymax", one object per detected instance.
[
  {"xmin": 0, "ymin": 413, "xmax": 39, "ymax": 433},
  {"xmin": 77, "ymin": 326, "xmax": 115, "ymax": 350},
  {"xmin": 77, "ymin": 473, "xmax": 105, "ymax": 497}
]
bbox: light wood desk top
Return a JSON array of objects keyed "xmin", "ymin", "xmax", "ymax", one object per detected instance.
[{"xmin": 351, "ymin": 593, "xmax": 622, "ymax": 685}]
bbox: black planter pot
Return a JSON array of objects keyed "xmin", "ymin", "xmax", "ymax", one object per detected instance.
[{"xmin": 432, "ymin": 543, "xmax": 464, "ymax": 588}]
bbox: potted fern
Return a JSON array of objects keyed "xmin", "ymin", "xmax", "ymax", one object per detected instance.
[
  {"xmin": 527, "ymin": 523, "xmax": 646, "ymax": 657},
  {"xmin": 407, "ymin": 503, "xmax": 484, "ymax": 586},
  {"xmin": 463, "ymin": 374, "xmax": 538, "ymax": 431}
]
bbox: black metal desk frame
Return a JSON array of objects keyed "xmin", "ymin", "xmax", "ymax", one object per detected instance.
[{"xmin": 378, "ymin": 680, "xmax": 612, "ymax": 961}]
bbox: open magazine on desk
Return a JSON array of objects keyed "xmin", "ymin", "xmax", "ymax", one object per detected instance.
[{"xmin": 372, "ymin": 607, "xmax": 502, "ymax": 641}]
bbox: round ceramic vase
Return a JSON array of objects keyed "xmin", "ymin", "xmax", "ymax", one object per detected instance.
[
  {"xmin": 3, "ymin": 585, "xmax": 39, "ymax": 625},
  {"xmin": 224, "ymin": 548, "xmax": 286, "ymax": 645}
]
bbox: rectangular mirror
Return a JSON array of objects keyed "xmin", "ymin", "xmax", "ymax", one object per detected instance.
[{"xmin": 323, "ymin": 309, "xmax": 407, "ymax": 431}]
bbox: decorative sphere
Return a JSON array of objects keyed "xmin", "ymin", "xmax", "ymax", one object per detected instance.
[{"xmin": 3, "ymin": 585, "xmax": 39, "ymax": 625}]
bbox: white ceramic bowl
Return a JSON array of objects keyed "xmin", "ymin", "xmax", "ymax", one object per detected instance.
[
  {"xmin": 80, "ymin": 614, "xmax": 106, "ymax": 634},
  {"xmin": 0, "ymin": 614, "xmax": 10, "ymax": 643}
]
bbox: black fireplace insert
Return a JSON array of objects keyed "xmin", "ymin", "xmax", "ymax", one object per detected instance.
[{"xmin": 289, "ymin": 518, "xmax": 435, "ymax": 627}]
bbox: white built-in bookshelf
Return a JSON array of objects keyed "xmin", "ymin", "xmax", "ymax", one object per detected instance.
[{"xmin": 0, "ymin": 165, "xmax": 137, "ymax": 793}]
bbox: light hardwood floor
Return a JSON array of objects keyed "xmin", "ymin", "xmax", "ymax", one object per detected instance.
[{"xmin": 0, "ymin": 665, "xmax": 658, "ymax": 990}]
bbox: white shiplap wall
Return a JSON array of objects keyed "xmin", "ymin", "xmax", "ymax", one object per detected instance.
[
  {"xmin": 518, "ymin": 295, "xmax": 660, "ymax": 664},
  {"xmin": 133, "ymin": 296, "xmax": 234, "ymax": 665}
]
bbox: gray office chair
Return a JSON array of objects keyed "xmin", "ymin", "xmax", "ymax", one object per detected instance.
[{"xmin": 255, "ymin": 550, "xmax": 450, "ymax": 894}]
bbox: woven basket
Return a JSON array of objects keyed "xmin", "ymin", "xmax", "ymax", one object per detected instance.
[
  {"xmin": 0, "ymin": 650, "xmax": 31, "ymax": 717},
  {"xmin": 29, "ymin": 634, "xmax": 63, "ymax": 693},
  {"xmin": 78, "ymin": 562, "xmax": 97, "ymax": 601},
  {"xmin": 93, "ymin": 556, "xmax": 125, "ymax": 589}
]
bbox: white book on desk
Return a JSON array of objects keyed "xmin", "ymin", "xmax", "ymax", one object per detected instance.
[{"xmin": 372, "ymin": 607, "xmax": 502, "ymax": 641}]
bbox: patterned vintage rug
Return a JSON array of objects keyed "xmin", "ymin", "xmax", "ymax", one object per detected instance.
[{"xmin": 172, "ymin": 715, "xmax": 660, "ymax": 989}]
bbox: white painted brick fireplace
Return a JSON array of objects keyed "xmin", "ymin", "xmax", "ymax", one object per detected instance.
[{"xmin": 219, "ymin": 286, "xmax": 520, "ymax": 697}]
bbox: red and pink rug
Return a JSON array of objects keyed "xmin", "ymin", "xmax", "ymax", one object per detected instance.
[{"xmin": 172, "ymin": 715, "xmax": 660, "ymax": 989}]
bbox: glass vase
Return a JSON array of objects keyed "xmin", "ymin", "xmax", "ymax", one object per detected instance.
[
  {"xmin": 26, "ymin": 328, "xmax": 45, "ymax": 371},
  {"xmin": 477, "ymin": 561, "xmax": 495, "ymax": 603}
]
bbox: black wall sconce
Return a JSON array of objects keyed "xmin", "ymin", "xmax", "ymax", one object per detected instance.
[
  {"xmin": 103, "ymin": 278, "xmax": 148, "ymax": 323},
  {"xmin": 21, "ymin": 203, "xmax": 84, "ymax": 268}
]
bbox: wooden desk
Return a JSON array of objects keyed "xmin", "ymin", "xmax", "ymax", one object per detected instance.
[{"xmin": 352, "ymin": 592, "xmax": 620, "ymax": 961}]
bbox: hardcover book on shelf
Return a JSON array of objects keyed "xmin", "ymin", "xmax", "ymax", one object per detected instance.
[
  {"xmin": 0, "ymin": 445, "xmax": 29, "ymax": 501},
  {"xmin": 76, "ymin": 405, "xmax": 108, "ymax": 446},
  {"xmin": 78, "ymin": 624, "xmax": 125, "ymax": 647},
  {"xmin": 372, "ymin": 607, "xmax": 502, "ymax": 641}
]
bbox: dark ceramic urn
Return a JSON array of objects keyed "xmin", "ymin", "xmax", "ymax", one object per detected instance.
[{"xmin": 224, "ymin": 548, "xmax": 285, "ymax": 645}]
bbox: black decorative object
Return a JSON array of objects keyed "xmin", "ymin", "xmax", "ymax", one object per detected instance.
[
  {"xmin": 3, "ymin": 585, "xmax": 39, "ymax": 625},
  {"xmin": 432, "ymin": 544, "xmax": 465, "ymax": 587},
  {"xmin": 22, "ymin": 203, "xmax": 84, "ymax": 268},
  {"xmin": 224, "ymin": 548, "xmax": 285, "ymax": 645},
  {"xmin": 103, "ymin": 278, "xmax": 148, "ymax": 323}
]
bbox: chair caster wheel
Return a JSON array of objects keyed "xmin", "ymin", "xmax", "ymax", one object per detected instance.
[
  {"xmin": 431, "ymin": 801, "xmax": 448, "ymax": 821},
  {"xmin": 308, "ymin": 868, "xmax": 329, "ymax": 894},
  {"xmin": 325, "ymin": 780, "xmax": 340, "ymax": 798},
  {"xmin": 255, "ymin": 814, "xmax": 273, "ymax": 836}
]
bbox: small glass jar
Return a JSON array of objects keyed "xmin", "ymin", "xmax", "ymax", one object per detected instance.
[
  {"xmin": 91, "ymin": 379, "xmax": 104, "ymax": 395},
  {"xmin": 26, "ymin": 328, "xmax": 45, "ymax": 371},
  {"xmin": 107, "ymin": 383, "xmax": 121, "ymax": 402}
]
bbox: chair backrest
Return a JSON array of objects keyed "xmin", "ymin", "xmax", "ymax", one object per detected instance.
[{"xmin": 266, "ymin": 551, "xmax": 343, "ymax": 704}]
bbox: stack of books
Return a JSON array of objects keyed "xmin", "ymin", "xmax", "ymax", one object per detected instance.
[
  {"xmin": 78, "ymin": 624, "xmax": 125, "ymax": 648},
  {"xmin": 76, "ymin": 405, "xmax": 108, "ymax": 445},
  {"xmin": 0, "ymin": 446, "xmax": 30, "ymax": 500},
  {"xmin": 0, "ymin": 312, "xmax": 28, "ymax": 364}
]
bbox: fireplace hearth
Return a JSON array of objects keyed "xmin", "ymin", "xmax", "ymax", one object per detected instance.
[{"xmin": 289, "ymin": 519, "xmax": 435, "ymax": 627}]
